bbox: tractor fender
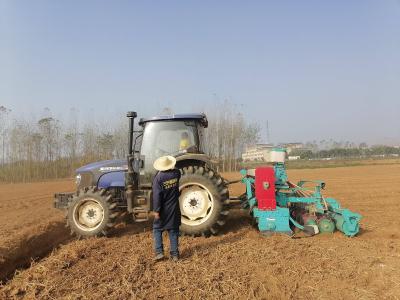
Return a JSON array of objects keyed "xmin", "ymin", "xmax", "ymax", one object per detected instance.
[
  {"xmin": 97, "ymin": 171, "xmax": 125, "ymax": 189},
  {"xmin": 175, "ymin": 153, "xmax": 217, "ymax": 168}
]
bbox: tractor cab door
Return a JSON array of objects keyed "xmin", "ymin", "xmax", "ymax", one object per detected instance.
[{"xmin": 139, "ymin": 120, "xmax": 201, "ymax": 185}]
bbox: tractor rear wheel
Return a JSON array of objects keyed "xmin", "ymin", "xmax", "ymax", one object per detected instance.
[
  {"xmin": 66, "ymin": 186, "xmax": 119, "ymax": 238},
  {"xmin": 179, "ymin": 165, "xmax": 229, "ymax": 236}
]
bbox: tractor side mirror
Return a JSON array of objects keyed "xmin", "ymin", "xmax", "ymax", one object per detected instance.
[
  {"xmin": 139, "ymin": 155, "xmax": 145, "ymax": 168},
  {"xmin": 133, "ymin": 156, "xmax": 145, "ymax": 169}
]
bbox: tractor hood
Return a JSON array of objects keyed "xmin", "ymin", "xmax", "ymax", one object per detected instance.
[{"xmin": 76, "ymin": 159, "xmax": 128, "ymax": 174}]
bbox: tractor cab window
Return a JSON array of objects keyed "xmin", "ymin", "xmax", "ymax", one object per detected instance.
[{"xmin": 140, "ymin": 120, "xmax": 200, "ymax": 172}]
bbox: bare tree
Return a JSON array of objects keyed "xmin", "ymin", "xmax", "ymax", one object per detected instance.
[
  {"xmin": 203, "ymin": 100, "xmax": 261, "ymax": 172},
  {"xmin": 0, "ymin": 106, "xmax": 11, "ymax": 164},
  {"xmin": 0, "ymin": 104, "xmax": 261, "ymax": 182}
]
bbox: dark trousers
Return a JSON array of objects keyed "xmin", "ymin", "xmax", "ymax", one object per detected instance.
[{"xmin": 153, "ymin": 228, "xmax": 179, "ymax": 257}]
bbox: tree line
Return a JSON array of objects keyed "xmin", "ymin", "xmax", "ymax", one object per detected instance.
[
  {"xmin": 0, "ymin": 102, "xmax": 260, "ymax": 182},
  {"xmin": 291, "ymin": 145, "xmax": 400, "ymax": 160}
]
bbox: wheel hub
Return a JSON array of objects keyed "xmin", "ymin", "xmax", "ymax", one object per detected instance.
[
  {"xmin": 179, "ymin": 184, "xmax": 214, "ymax": 225},
  {"xmin": 189, "ymin": 198, "xmax": 198, "ymax": 207},
  {"xmin": 87, "ymin": 209, "xmax": 95, "ymax": 218},
  {"xmin": 75, "ymin": 199, "xmax": 104, "ymax": 230}
]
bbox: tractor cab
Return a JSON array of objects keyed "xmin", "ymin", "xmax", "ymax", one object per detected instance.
[{"xmin": 137, "ymin": 114, "xmax": 209, "ymax": 184}]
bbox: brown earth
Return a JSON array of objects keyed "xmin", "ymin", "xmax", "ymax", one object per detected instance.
[
  {"xmin": 1, "ymin": 165, "xmax": 400, "ymax": 299},
  {"xmin": 0, "ymin": 180, "xmax": 74, "ymax": 280}
]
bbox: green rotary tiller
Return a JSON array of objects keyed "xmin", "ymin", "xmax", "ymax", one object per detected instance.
[{"xmin": 239, "ymin": 148, "xmax": 362, "ymax": 237}]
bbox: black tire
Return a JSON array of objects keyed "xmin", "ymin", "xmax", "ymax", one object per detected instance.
[
  {"xmin": 66, "ymin": 186, "xmax": 119, "ymax": 238},
  {"xmin": 179, "ymin": 165, "xmax": 229, "ymax": 236}
]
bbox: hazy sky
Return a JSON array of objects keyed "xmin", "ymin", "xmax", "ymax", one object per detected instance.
[{"xmin": 1, "ymin": 1, "xmax": 399, "ymax": 145}]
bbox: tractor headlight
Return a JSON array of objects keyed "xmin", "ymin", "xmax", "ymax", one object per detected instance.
[{"xmin": 75, "ymin": 174, "xmax": 82, "ymax": 186}]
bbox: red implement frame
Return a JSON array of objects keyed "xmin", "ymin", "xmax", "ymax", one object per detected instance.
[{"xmin": 255, "ymin": 167, "xmax": 276, "ymax": 210}]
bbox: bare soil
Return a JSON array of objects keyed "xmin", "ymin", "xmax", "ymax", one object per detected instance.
[
  {"xmin": 0, "ymin": 180, "xmax": 74, "ymax": 280},
  {"xmin": 1, "ymin": 165, "xmax": 400, "ymax": 299}
]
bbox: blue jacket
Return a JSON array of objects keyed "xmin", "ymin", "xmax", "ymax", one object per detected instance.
[{"xmin": 152, "ymin": 169, "xmax": 181, "ymax": 230}]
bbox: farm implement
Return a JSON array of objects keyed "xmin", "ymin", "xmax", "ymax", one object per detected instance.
[{"xmin": 236, "ymin": 148, "xmax": 362, "ymax": 237}]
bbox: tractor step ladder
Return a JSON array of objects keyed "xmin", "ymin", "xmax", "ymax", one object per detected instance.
[{"xmin": 132, "ymin": 207, "xmax": 149, "ymax": 222}]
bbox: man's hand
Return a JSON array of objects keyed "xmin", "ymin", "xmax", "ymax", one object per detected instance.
[{"xmin": 154, "ymin": 212, "xmax": 160, "ymax": 219}]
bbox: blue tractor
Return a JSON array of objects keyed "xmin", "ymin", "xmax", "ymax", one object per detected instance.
[{"xmin": 55, "ymin": 112, "xmax": 230, "ymax": 238}]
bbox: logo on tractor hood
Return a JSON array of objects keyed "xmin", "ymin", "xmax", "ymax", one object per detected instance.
[
  {"xmin": 99, "ymin": 166, "xmax": 127, "ymax": 172},
  {"xmin": 75, "ymin": 159, "xmax": 128, "ymax": 174}
]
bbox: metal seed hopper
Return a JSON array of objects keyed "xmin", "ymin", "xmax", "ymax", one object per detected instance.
[{"xmin": 238, "ymin": 148, "xmax": 362, "ymax": 237}]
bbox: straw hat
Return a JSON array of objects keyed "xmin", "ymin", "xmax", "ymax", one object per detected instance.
[{"xmin": 153, "ymin": 155, "xmax": 177, "ymax": 171}]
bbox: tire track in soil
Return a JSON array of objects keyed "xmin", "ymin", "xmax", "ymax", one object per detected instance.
[
  {"xmin": 0, "ymin": 180, "xmax": 74, "ymax": 282},
  {"xmin": 0, "ymin": 221, "xmax": 71, "ymax": 282}
]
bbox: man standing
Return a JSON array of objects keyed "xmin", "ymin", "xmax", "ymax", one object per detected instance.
[{"xmin": 152, "ymin": 155, "xmax": 181, "ymax": 262}]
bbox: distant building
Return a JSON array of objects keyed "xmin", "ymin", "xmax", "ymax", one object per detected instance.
[
  {"xmin": 279, "ymin": 142, "xmax": 304, "ymax": 154},
  {"xmin": 288, "ymin": 156, "xmax": 301, "ymax": 160},
  {"xmin": 242, "ymin": 143, "xmax": 275, "ymax": 162}
]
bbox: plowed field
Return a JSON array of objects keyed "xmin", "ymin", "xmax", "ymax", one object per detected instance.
[
  {"xmin": 0, "ymin": 180, "xmax": 74, "ymax": 281},
  {"xmin": 1, "ymin": 165, "xmax": 400, "ymax": 299}
]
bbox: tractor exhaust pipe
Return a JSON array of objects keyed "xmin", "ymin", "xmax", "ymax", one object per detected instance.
[
  {"xmin": 127, "ymin": 111, "xmax": 137, "ymax": 155},
  {"xmin": 126, "ymin": 111, "xmax": 137, "ymax": 213}
]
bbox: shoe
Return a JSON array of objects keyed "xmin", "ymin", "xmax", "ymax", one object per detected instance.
[
  {"xmin": 171, "ymin": 256, "xmax": 179, "ymax": 262},
  {"xmin": 154, "ymin": 253, "xmax": 164, "ymax": 261}
]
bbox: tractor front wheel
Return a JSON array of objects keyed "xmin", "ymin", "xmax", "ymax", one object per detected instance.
[{"xmin": 66, "ymin": 187, "xmax": 119, "ymax": 238}]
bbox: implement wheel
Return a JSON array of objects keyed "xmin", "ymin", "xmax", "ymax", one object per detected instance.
[{"xmin": 317, "ymin": 217, "xmax": 335, "ymax": 234}]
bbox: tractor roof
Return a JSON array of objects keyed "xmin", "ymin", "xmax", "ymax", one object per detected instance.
[{"xmin": 139, "ymin": 113, "xmax": 208, "ymax": 128}]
